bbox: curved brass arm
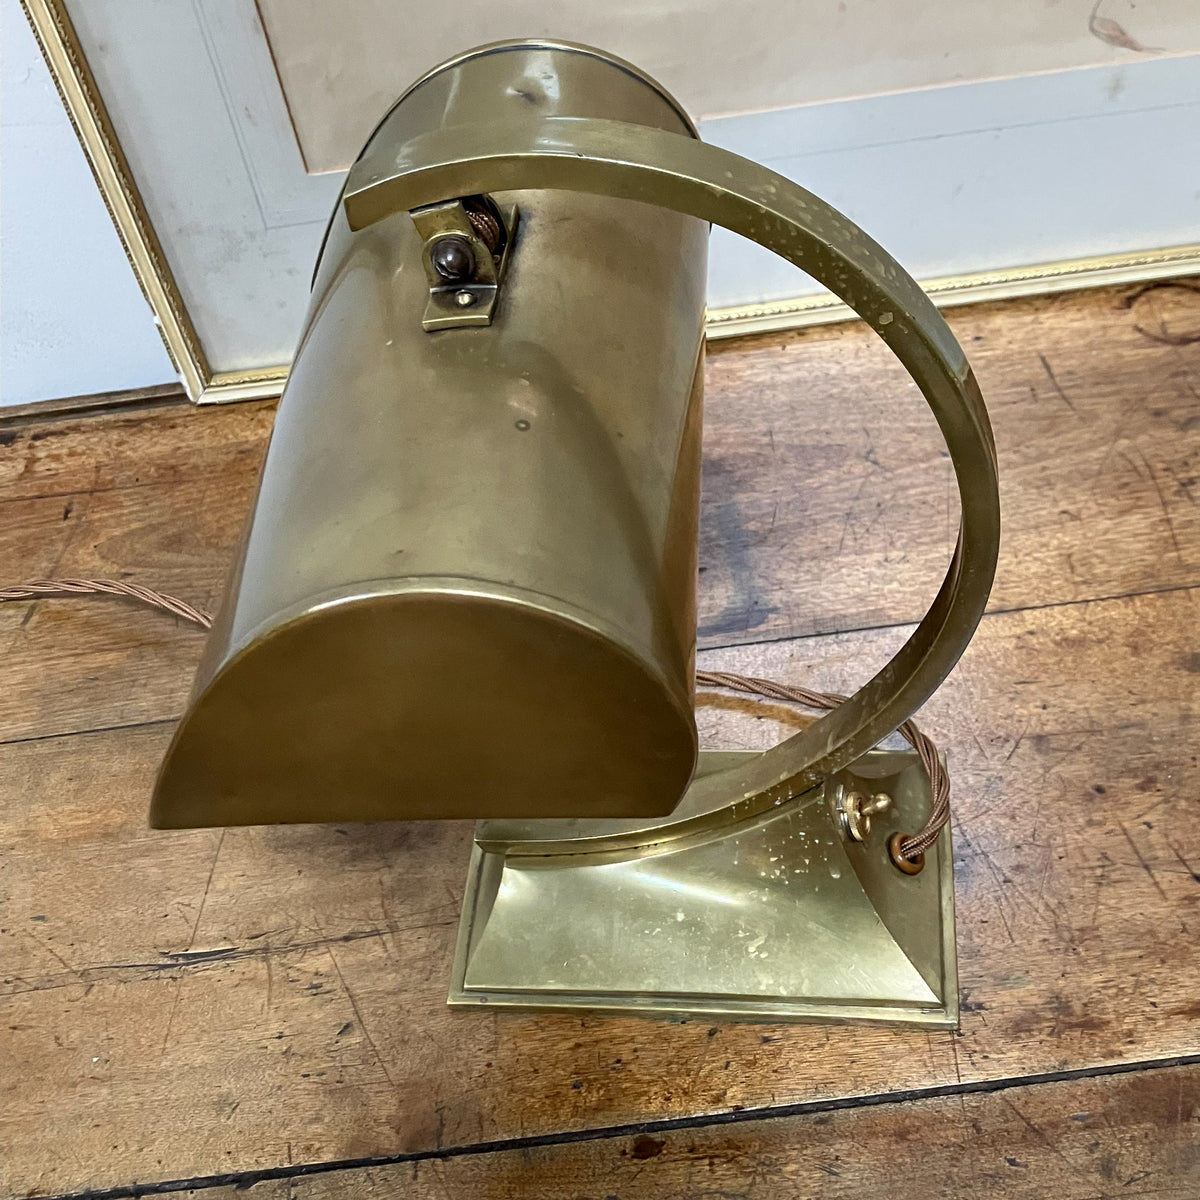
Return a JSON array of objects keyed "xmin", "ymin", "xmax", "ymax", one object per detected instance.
[{"xmin": 343, "ymin": 116, "xmax": 1000, "ymax": 853}]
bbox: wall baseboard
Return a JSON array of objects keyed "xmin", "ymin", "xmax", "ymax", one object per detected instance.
[{"xmin": 0, "ymin": 382, "xmax": 189, "ymax": 426}]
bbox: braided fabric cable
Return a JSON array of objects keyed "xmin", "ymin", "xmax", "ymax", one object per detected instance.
[
  {"xmin": 0, "ymin": 578, "xmax": 213, "ymax": 629},
  {"xmin": 1, "ymin": 582, "xmax": 946, "ymax": 861}
]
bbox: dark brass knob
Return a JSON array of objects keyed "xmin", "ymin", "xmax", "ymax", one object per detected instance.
[{"xmin": 430, "ymin": 235, "xmax": 476, "ymax": 281}]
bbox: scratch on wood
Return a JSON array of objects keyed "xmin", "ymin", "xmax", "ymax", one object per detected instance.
[
  {"xmin": 263, "ymin": 946, "xmax": 275, "ymax": 1015},
  {"xmin": 185, "ymin": 829, "xmax": 227, "ymax": 952},
  {"xmin": 1142, "ymin": 456, "xmax": 1185, "ymax": 559},
  {"xmin": 1162, "ymin": 835, "xmax": 1200, "ymax": 884},
  {"xmin": 1037, "ymin": 353, "xmax": 1079, "ymax": 416},
  {"xmin": 1, "ymin": 915, "xmax": 458, "ymax": 997},
  {"xmin": 1000, "ymin": 1096, "xmax": 1075, "ymax": 1170},
  {"xmin": 1001, "ymin": 725, "xmax": 1028, "ymax": 764},
  {"xmin": 954, "ymin": 820, "xmax": 1016, "ymax": 944},
  {"xmin": 325, "ymin": 947, "xmax": 396, "ymax": 1088},
  {"xmin": 158, "ymin": 972, "xmax": 186, "ymax": 1058},
  {"xmin": 23, "ymin": 931, "xmax": 84, "ymax": 985},
  {"xmin": 1117, "ymin": 821, "xmax": 1169, "ymax": 903}
]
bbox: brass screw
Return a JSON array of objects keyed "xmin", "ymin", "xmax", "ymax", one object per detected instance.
[
  {"xmin": 841, "ymin": 791, "xmax": 892, "ymax": 843},
  {"xmin": 454, "ymin": 290, "xmax": 477, "ymax": 308}
]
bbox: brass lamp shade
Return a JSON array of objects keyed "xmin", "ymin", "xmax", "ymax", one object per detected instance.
[{"xmin": 153, "ymin": 43, "xmax": 708, "ymax": 828}]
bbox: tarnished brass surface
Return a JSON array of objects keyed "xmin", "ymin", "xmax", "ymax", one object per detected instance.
[
  {"xmin": 153, "ymin": 43, "xmax": 708, "ymax": 827},
  {"xmin": 452, "ymin": 749, "xmax": 958, "ymax": 1026}
]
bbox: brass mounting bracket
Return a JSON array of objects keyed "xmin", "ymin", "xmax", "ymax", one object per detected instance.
[{"xmin": 410, "ymin": 197, "xmax": 519, "ymax": 330}]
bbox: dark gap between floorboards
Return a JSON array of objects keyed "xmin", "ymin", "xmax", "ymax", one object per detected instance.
[{"xmin": 43, "ymin": 1052, "xmax": 1200, "ymax": 1200}]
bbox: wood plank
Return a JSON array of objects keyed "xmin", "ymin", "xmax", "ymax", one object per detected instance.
[
  {"xmin": 701, "ymin": 278, "xmax": 1200, "ymax": 642},
  {"xmin": 4, "ymin": 586, "xmax": 1197, "ymax": 1195},
  {"xmin": 200, "ymin": 1063, "xmax": 1200, "ymax": 1199},
  {"xmin": 3, "ymin": 281, "xmax": 1198, "ymax": 741},
  {"xmin": 0, "ymin": 402, "xmax": 271, "ymax": 742},
  {"xmin": 0, "ymin": 396, "xmax": 273, "ymax": 502},
  {"xmin": 0, "ymin": 483, "xmax": 248, "ymax": 742}
]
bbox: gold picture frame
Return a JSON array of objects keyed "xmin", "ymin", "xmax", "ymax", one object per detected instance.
[
  {"xmin": 20, "ymin": 0, "xmax": 289, "ymax": 405},
  {"xmin": 21, "ymin": 0, "xmax": 1200, "ymax": 404}
]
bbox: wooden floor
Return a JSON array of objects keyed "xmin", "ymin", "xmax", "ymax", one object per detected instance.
[{"xmin": 2, "ymin": 280, "xmax": 1198, "ymax": 1198}]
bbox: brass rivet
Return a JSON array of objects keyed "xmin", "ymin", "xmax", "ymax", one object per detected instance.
[
  {"xmin": 889, "ymin": 832, "xmax": 925, "ymax": 875},
  {"xmin": 454, "ymin": 290, "xmax": 477, "ymax": 308}
]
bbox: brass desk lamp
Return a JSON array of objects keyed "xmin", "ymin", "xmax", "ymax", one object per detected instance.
[{"xmin": 152, "ymin": 41, "xmax": 1000, "ymax": 1027}]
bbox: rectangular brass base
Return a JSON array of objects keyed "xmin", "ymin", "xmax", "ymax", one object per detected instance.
[{"xmin": 449, "ymin": 750, "xmax": 957, "ymax": 1027}]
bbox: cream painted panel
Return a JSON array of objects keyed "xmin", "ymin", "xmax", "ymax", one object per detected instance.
[
  {"xmin": 63, "ymin": 0, "xmax": 342, "ymax": 374},
  {"xmin": 257, "ymin": 0, "xmax": 1199, "ymax": 174}
]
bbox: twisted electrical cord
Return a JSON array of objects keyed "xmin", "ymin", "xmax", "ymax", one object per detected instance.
[
  {"xmin": 1, "ymin": 580, "xmax": 945, "ymax": 864},
  {"xmin": 0, "ymin": 577, "xmax": 213, "ymax": 629}
]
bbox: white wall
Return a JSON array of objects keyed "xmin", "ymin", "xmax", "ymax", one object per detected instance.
[
  {"xmin": 258, "ymin": 0, "xmax": 1200, "ymax": 173},
  {"xmin": 0, "ymin": 0, "xmax": 176, "ymax": 406}
]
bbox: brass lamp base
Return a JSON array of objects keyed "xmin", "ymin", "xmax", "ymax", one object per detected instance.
[{"xmin": 449, "ymin": 750, "xmax": 957, "ymax": 1027}]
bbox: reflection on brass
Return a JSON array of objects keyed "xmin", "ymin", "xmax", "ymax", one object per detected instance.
[
  {"xmin": 340, "ymin": 103, "xmax": 1002, "ymax": 825},
  {"xmin": 151, "ymin": 41, "xmax": 999, "ymax": 1026},
  {"xmin": 453, "ymin": 750, "xmax": 957, "ymax": 1025},
  {"xmin": 154, "ymin": 41, "xmax": 709, "ymax": 829}
]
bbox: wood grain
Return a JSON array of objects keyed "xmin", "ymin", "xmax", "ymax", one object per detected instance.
[
  {"xmin": 0, "ymin": 402, "xmax": 271, "ymax": 742},
  {"xmin": 0, "ymin": 395, "xmax": 273, "ymax": 501},
  {"xmin": 3, "ymin": 281, "xmax": 1198, "ymax": 742},
  {"xmin": 700, "ymin": 278, "xmax": 1200, "ymax": 647},
  {"xmin": 0, "ymin": 382, "xmax": 188, "ymax": 426},
  {"xmin": 198, "ymin": 1063, "xmax": 1200, "ymax": 1199},
  {"xmin": 4, "ymin": 587, "xmax": 1197, "ymax": 1196}
]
